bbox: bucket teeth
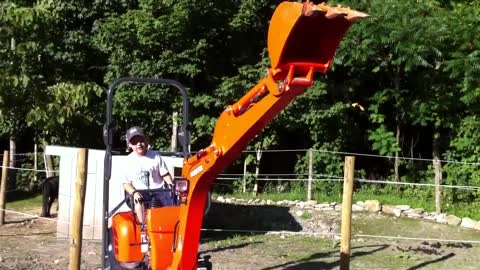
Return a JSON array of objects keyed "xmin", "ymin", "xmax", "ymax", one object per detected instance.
[{"xmin": 304, "ymin": 1, "xmax": 369, "ymax": 22}]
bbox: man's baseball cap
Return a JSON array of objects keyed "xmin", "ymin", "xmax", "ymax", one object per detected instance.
[{"xmin": 126, "ymin": 126, "xmax": 145, "ymax": 142}]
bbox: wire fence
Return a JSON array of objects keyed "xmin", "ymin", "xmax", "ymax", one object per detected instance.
[
  {"xmin": 1, "ymin": 149, "xmax": 479, "ymax": 195},
  {"xmin": 2, "ymin": 207, "xmax": 480, "ymax": 245},
  {"xmin": 1, "ymin": 148, "xmax": 480, "ymax": 268}
]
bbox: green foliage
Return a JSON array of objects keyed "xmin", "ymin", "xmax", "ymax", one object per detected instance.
[
  {"xmin": 443, "ymin": 116, "xmax": 480, "ymax": 203},
  {"xmin": 368, "ymin": 125, "xmax": 401, "ymax": 156},
  {"xmin": 27, "ymin": 82, "xmax": 103, "ymax": 144}
]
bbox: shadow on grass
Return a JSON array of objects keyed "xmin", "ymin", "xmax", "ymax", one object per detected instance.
[
  {"xmin": 201, "ymin": 202, "xmax": 302, "ymax": 242},
  {"xmin": 0, "ymin": 231, "xmax": 56, "ymax": 237},
  {"xmin": 6, "ymin": 190, "xmax": 41, "ymax": 203},
  {"xmin": 4, "ymin": 213, "xmax": 57, "ymax": 225},
  {"xmin": 406, "ymin": 253, "xmax": 455, "ymax": 270},
  {"xmin": 4, "ymin": 216, "xmax": 37, "ymax": 224},
  {"xmin": 199, "ymin": 241, "xmax": 264, "ymax": 255},
  {"xmin": 262, "ymin": 244, "xmax": 389, "ymax": 270}
]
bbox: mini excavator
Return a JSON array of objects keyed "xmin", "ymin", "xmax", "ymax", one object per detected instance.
[{"xmin": 102, "ymin": 1, "xmax": 367, "ymax": 269}]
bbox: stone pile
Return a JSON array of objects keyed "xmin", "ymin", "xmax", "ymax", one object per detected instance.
[{"xmin": 214, "ymin": 196, "xmax": 480, "ymax": 231}]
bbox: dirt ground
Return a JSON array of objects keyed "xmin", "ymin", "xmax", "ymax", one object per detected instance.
[{"xmin": 1, "ymin": 202, "xmax": 480, "ymax": 270}]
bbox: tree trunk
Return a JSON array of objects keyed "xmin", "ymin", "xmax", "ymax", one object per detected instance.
[
  {"xmin": 252, "ymin": 149, "xmax": 262, "ymax": 196},
  {"xmin": 394, "ymin": 123, "xmax": 400, "ymax": 182},
  {"xmin": 171, "ymin": 112, "xmax": 178, "ymax": 152},
  {"xmin": 9, "ymin": 137, "xmax": 15, "ymax": 169},
  {"xmin": 30, "ymin": 144, "xmax": 38, "ymax": 191},
  {"xmin": 8, "ymin": 137, "xmax": 16, "ymax": 190}
]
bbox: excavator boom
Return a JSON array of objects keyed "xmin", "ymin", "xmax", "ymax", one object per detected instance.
[{"xmin": 172, "ymin": 1, "xmax": 368, "ymax": 269}]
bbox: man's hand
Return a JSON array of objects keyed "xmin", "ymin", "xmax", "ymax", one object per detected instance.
[{"xmin": 133, "ymin": 192, "xmax": 143, "ymax": 204}]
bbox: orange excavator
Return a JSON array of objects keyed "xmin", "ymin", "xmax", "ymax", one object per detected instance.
[{"xmin": 102, "ymin": 1, "xmax": 367, "ymax": 269}]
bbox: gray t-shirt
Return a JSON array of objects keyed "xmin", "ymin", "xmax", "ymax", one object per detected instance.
[{"xmin": 123, "ymin": 150, "xmax": 170, "ymax": 189}]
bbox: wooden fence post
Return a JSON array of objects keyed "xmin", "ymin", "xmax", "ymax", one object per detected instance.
[
  {"xmin": 340, "ymin": 156, "xmax": 355, "ymax": 270},
  {"xmin": 69, "ymin": 148, "xmax": 88, "ymax": 270},
  {"xmin": 307, "ymin": 148, "xmax": 313, "ymax": 201},
  {"xmin": 0, "ymin": 151, "xmax": 10, "ymax": 225}
]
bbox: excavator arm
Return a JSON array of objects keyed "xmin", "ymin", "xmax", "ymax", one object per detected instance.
[{"xmin": 172, "ymin": 1, "xmax": 368, "ymax": 269}]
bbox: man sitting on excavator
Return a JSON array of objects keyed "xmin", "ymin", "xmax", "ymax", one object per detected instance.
[{"xmin": 122, "ymin": 126, "xmax": 175, "ymax": 223}]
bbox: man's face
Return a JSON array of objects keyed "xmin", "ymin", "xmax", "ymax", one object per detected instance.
[{"xmin": 128, "ymin": 135, "xmax": 147, "ymax": 156}]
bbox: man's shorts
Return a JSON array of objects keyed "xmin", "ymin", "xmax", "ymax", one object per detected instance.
[
  {"xmin": 128, "ymin": 190, "xmax": 175, "ymax": 208},
  {"xmin": 141, "ymin": 190, "xmax": 175, "ymax": 207}
]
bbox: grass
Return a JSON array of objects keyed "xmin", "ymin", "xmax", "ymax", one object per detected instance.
[{"xmin": 5, "ymin": 190, "xmax": 43, "ymax": 210}]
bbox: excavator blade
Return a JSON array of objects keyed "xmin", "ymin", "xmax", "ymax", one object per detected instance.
[{"xmin": 268, "ymin": 1, "xmax": 368, "ymax": 74}]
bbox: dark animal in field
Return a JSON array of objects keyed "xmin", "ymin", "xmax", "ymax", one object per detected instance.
[{"xmin": 40, "ymin": 176, "xmax": 59, "ymax": 217}]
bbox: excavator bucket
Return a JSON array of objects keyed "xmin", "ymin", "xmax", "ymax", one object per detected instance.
[{"xmin": 268, "ymin": 1, "xmax": 368, "ymax": 74}]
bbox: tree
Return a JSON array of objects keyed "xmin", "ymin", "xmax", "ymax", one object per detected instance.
[{"xmin": 334, "ymin": 0, "xmax": 462, "ymax": 184}]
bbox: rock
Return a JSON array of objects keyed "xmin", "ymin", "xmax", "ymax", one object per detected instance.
[
  {"xmin": 295, "ymin": 210, "xmax": 305, "ymax": 217},
  {"xmin": 435, "ymin": 213, "xmax": 447, "ymax": 224},
  {"xmin": 396, "ymin": 205, "xmax": 411, "ymax": 211},
  {"xmin": 314, "ymin": 203, "xmax": 330, "ymax": 209},
  {"xmin": 365, "ymin": 200, "xmax": 381, "ymax": 212},
  {"xmin": 404, "ymin": 211, "xmax": 422, "ymax": 218},
  {"xmin": 225, "ymin": 198, "xmax": 232, "ymax": 203},
  {"xmin": 446, "ymin": 215, "xmax": 462, "ymax": 226},
  {"xmin": 382, "ymin": 205, "xmax": 396, "ymax": 215},
  {"xmin": 297, "ymin": 201, "xmax": 306, "ymax": 208},
  {"xmin": 216, "ymin": 196, "xmax": 224, "ymax": 202},
  {"xmin": 0, "ymin": 257, "xmax": 3, "ymax": 262},
  {"xmin": 305, "ymin": 200, "xmax": 317, "ymax": 207},
  {"xmin": 460, "ymin": 218, "xmax": 478, "ymax": 229},
  {"xmin": 54, "ymin": 259, "xmax": 60, "ymax": 264},
  {"xmin": 423, "ymin": 214, "xmax": 436, "ymax": 221},
  {"xmin": 393, "ymin": 208, "xmax": 403, "ymax": 217},
  {"xmin": 352, "ymin": 204, "xmax": 364, "ymax": 212},
  {"xmin": 266, "ymin": 199, "xmax": 274, "ymax": 205}
]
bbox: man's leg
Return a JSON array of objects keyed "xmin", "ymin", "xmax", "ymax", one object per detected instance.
[{"xmin": 134, "ymin": 202, "xmax": 145, "ymax": 224}]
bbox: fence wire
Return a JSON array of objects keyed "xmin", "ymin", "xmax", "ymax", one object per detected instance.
[{"xmin": 2, "ymin": 208, "xmax": 480, "ymax": 245}]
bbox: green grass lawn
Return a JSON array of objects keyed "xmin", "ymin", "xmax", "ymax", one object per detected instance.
[{"xmin": 5, "ymin": 191, "xmax": 43, "ymax": 210}]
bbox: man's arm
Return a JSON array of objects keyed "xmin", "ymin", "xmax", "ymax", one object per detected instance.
[
  {"xmin": 123, "ymin": 183, "xmax": 136, "ymax": 195},
  {"xmin": 123, "ymin": 183, "xmax": 142, "ymax": 201},
  {"xmin": 162, "ymin": 173, "xmax": 174, "ymax": 186}
]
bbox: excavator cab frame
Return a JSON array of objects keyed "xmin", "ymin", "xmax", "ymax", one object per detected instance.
[{"xmin": 102, "ymin": 78, "xmax": 192, "ymax": 269}]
